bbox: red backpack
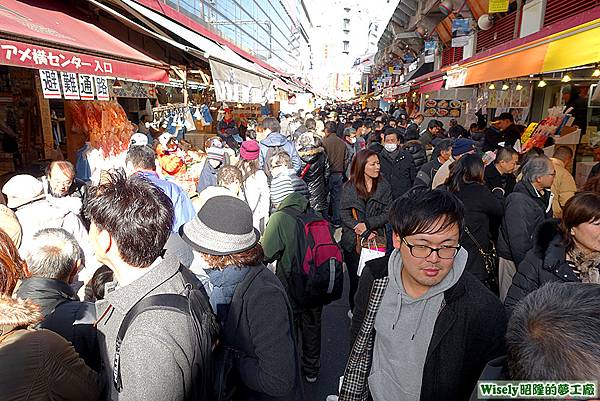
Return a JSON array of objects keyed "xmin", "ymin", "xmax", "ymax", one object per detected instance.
[{"xmin": 280, "ymin": 207, "xmax": 344, "ymax": 308}]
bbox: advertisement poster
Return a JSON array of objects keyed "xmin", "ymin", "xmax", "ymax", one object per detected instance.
[
  {"xmin": 423, "ymin": 99, "xmax": 463, "ymax": 118},
  {"xmin": 452, "ymin": 18, "xmax": 472, "ymax": 48},
  {"xmin": 424, "ymin": 40, "xmax": 437, "ymax": 63},
  {"xmin": 489, "ymin": 0, "xmax": 509, "ymax": 13}
]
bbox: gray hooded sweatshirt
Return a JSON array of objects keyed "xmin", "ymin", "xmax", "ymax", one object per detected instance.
[{"xmin": 369, "ymin": 248, "xmax": 468, "ymax": 401}]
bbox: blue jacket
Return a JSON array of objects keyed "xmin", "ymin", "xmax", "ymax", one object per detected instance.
[
  {"xmin": 137, "ymin": 171, "xmax": 195, "ymax": 232},
  {"xmin": 259, "ymin": 132, "xmax": 302, "ymax": 173}
]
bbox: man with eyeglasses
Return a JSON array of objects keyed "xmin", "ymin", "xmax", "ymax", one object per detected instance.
[{"xmin": 339, "ymin": 189, "xmax": 507, "ymax": 401}]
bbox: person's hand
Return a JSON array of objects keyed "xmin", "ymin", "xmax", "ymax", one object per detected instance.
[
  {"xmin": 367, "ymin": 232, "xmax": 377, "ymax": 241},
  {"xmin": 354, "ymin": 222, "xmax": 367, "ymax": 235}
]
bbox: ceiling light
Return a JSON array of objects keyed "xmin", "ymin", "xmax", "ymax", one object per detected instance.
[
  {"xmin": 593, "ymin": 66, "xmax": 600, "ymax": 78},
  {"xmin": 537, "ymin": 79, "xmax": 547, "ymax": 88},
  {"xmin": 515, "ymin": 83, "xmax": 523, "ymax": 91},
  {"xmin": 425, "ymin": 94, "xmax": 430, "ymax": 99},
  {"xmin": 488, "ymin": 83, "xmax": 496, "ymax": 90},
  {"xmin": 561, "ymin": 73, "xmax": 572, "ymax": 83},
  {"xmin": 501, "ymin": 83, "xmax": 509, "ymax": 91}
]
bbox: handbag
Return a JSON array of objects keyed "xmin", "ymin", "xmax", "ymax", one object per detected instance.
[
  {"xmin": 464, "ymin": 226, "xmax": 499, "ymax": 292},
  {"xmin": 357, "ymin": 238, "xmax": 386, "ymax": 276},
  {"xmin": 352, "ymin": 208, "xmax": 386, "ymax": 255}
]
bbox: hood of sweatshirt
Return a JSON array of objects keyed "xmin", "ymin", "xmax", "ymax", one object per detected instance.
[
  {"xmin": 277, "ymin": 191, "xmax": 309, "ymax": 212},
  {"xmin": 261, "ymin": 132, "xmax": 289, "ymax": 147}
]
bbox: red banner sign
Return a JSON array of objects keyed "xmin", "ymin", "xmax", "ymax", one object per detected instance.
[{"xmin": 0, "ymin": 39, "xmax": 169, "ymax": 83}]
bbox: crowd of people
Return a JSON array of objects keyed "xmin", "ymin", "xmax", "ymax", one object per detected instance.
[{"xmin": 0, "ymin": 103, "xmax": 599, "ymax": 401}]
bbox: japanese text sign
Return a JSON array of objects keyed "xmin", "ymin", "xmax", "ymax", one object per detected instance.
[
  {"xmin": 78, "ymin": 74, "xmax": 95, "ymax": 100},
  {"xmin": 489, "ymin": 0, "xmax": 509, "ymax": 13},
  {"xmin": 94, "ymin": 76, "xmax": 109, "ymax": 101},
  {"xmin": 61, "ymin": 72, "xmax": 80, "ymax": 100},
  {"xmin": 39, "ymin": 70, "xmax": 62, "ymax": 99}
]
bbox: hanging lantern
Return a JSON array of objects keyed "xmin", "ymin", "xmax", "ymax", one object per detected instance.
[
  {"xmin": 478, "ymin": 14, "xmax": 494, "ymax": 31},
  {"xmin": 439, "ymin": 0, "xmax": 453, "ymax": 15}
]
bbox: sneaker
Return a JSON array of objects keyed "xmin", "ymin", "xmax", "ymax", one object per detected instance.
[
  {"xmin": 305, "ymin": 375, "xmax": 318, "ymax": 383},
  {"xmin": 347, "ymin": 309, "xmax": 353, "ymax": 319}
]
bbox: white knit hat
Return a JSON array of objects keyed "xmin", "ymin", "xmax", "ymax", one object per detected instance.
[{"xmin": 2, "ymin": 174, "xmax": 45, "ymax": 208}]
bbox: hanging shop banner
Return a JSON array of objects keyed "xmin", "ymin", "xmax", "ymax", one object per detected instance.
[
  {"xmin": 209, "ymin": 60, "xmax": 274, "ymax": 104},
  {"xmin": 94, "ymin": 76, "xmax": 110, "ymax": 101},
  {"xmin": 0, "ymin": 39, "xmax": 169, "ymax": 83},
  {"xmin": 78, "ymin": 74, "xmax": 95, "ymax": 100},
  {"xmin": 445, "ymin": 67, "xmax": 468, "ymax": 89},
  {"xmin": 61, "ymin": 72, "xmax": 80, "ymax": 100},
  {"xmin": 424, "ymin": 41, "xmax": 437, "ymax": 63},
  {"xmin": 451, "ymin": 19, "xmax": 472, "ymax": 48},
  {"xmin": 489, "ymin": 0, "xmax": 509, "ymax": 13},
  {"xmin": 39, "ymin": 70, "xmax": 62, "ymax": 99}
]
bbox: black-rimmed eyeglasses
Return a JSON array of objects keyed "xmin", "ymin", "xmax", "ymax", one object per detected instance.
[{"xmin": 401, "ymin": 238, "xmax": 460, "ymax": 259}]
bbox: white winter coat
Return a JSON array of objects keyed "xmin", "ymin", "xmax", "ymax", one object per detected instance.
[{"xmin": 242, "ymin": 170, "xmax": 270, "ymax": 234}]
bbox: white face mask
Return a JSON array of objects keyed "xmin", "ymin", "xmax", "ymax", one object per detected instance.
[
  {"xmin": 144, "ymin": 122, "xmax": 150, "ymax": 129},
  {"xmin": 384, "ymin": 143, "xmax": 398, "ymax": 152},
  {"xmin": 347, "ymin": 137, "xmax": 356, "ymax": 144}
]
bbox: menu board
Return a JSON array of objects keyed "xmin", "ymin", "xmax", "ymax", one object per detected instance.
[{"xmin": 423, "ymin": 99, "xmax": 462, "ymax": 118}]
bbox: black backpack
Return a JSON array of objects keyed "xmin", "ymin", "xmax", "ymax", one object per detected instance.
[
  {"xmin": 113, "ymin": 268, "xmax": 219, "ymax": 401},
  {"xmin": 280, "ymin": 207, "xmax": 344, "ymax": 308}
]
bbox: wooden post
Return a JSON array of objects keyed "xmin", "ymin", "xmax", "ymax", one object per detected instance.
[{"xmin": 35, "ymin": 75, "xmax": 53, "ymax": 159}]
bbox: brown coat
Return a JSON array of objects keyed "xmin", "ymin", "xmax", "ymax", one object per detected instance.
[
  {"xmin": 0, "ymin": 295, "xmax": 100, "ymax": 401},
  {"xmin": 550, "ymin": 157, "xmax": 577, "ymax": 217}
]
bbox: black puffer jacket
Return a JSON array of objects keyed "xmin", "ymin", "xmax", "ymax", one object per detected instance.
[
  {"xmin": 340, "ymin": 178, "xmax": 392, "ymax": 253},
  {"xmin": 378, "ymin": 148, "xmax": 416, "ymax": 200},
  {"xmin": 497, "ymin": 181, "xmax": 553, "ymax": 266},
  {"xmin": 403, "ymin": 140, "xmax": 427, "ymax": 170},
  {"xmin": 504, "ymin": 220, "xmax": 581, "ymax": 311},
  {"xmin": 298, "ymin": 146, "xmax": 330, "ymax": 213}
]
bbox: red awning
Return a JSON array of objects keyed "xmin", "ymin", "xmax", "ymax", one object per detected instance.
[
  {"xmin": 418, "ymin": 79, "xmax": 445, "ymax": 94},
  {"xmin": 0, "ymin": 0, "xmax": 169, "ymax": 82}
]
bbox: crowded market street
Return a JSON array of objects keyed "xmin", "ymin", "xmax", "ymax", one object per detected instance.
[{"xmin": 0, "ymin": 1, "xmax": 599, "ymax": 401}]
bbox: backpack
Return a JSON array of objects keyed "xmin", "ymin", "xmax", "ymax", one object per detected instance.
[
  {"xmin": 113, "ymin": 267, "xmax": 219, "ymax": 401},
  {"xmin": 280, "ymin": 207, "xmax": 343, "ymax": 308}
]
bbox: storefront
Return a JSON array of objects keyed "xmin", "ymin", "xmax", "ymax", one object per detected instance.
[{"xmin": 0, "ymin": 0, "xmax": 170, "ymax": 177}]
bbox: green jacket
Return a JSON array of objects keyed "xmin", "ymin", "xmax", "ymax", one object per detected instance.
[{"xmin": 261, "ymin": 193, "xmax": 309, "ymax": 291}]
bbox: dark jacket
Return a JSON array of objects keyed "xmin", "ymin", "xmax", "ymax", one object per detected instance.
[
  {"xmin": 322, "ymin": 132, "xmax": 348, "ymax": 173},
  {"xmin": 378, "ymin": 148, "xmax": 416, "ymax": 200},
  {"xmin": 497, "ymin": 181, "xmax": 553, "ymax": 265},
  {"xmin": 450, "ymin": 183, "xmax": 504, "ymax": 281},
  {"xmin": 504, "ymin": 219, "xmax": 581, "ymax": 311},
  {"xmin": 468, "ymin": 356, "xmax": 510, "ymax": 401},
  {"xmin": 588, "ymin": 162, "xmax": 600, "ymax": 180},
  {"xmin": 415, "ymin": 157, "xmax": 443, "ymax": 188},
  {"xmin": 484, "ymin": 163, "xmax": 516, "ymax": 195},
  {"xmin": 345, "ymin": 255, "xmax": 507, "ymax": 401},
  {"xmin": 404, "ymin": 140, "xmax": 427, "ymax": 170},
  {"xmin": 340, "ymin": 178, "xmax": 392, "ymax": 253},
  {"xmin": 16, "ymin": 277, "xmax": 99, "ymax": 371},
  {"xmin": 482, "ymin": 127, "xmax": 502, "ymax": 152},
  {"xmin": 298, "ymin": 146, "xmax": 330, "ymax": 212},
  {"xmin": 566, "ymin": 91, "xmax": 588, "ymax": 132},
  {"xmin": 221, "ymin": 264, "xmax": 303, "ymax": 401},
  {"xmin": 501, "ymin": 124, "xmax": 521, "ymax": 148}
]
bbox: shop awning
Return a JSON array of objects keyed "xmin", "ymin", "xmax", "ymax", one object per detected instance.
[
  {"xmin": 0, "ymin": 0, "xmax": 169, "ymax": 82},
  {"xmin": 117, "ymin": 0, "xmax": 274, "ymax": 103},
  {"xmin": 450, "ymin": 6, "xmax": 600, "ymax": 86},
  {"xmin": 418, "ymin": 79, "xmax": 445, "ymax": 94}
]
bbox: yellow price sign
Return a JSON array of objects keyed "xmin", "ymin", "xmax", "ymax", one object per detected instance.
[{"xmin": 489, "ymin": 0, "xmax": 509, "ymax": 13}]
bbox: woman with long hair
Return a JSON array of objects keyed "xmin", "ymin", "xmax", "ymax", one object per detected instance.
[
  {"xmin": 237, "ymin": 140, "xmax": 270, "ymax": 233},
  {"xmin": 505, "ymin": 191, "xmax": 600, "ymax": 310},
  {"xmin": 340, "ymin": 149, "xmax": 392, "ymax": 315},
  {"xmin": 0, "ymin": 228, "xmax": 26, "ymax": 295},
  {"xmin": 445, "ymin": 154, "xmax": 504, "ymax": 291}
]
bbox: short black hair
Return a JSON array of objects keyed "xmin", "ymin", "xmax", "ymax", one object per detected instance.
[
  {"xmin": 126, "ymin": 145, "xmax": 156, "ymax": 170},
  {"xmin": 498, "ymin": 112, "xmax": 514, "ymax": 122},
  {"xmin": 390, "ymin": 189, "xmax": 464, "ymax": 238},
  {"xmin": 324, "ymin": 121, "xmax": 337, "ymax": 133},
  {"xmin": 383, "ymin": 128, "xmax": 401, "ymax": 140},
  {"xmin": 436, "ymin": 138, "xmax": 454, "ymax": 152},
  {"xmin": 85, "ymin": 172, "xmax": 174, "ymax": 268},
  {"xmin": 427, "ymin": 120, "xmax": 440, "ymax": 130}
]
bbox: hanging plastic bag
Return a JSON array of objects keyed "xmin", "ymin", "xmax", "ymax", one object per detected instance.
[{"xmin": 357, "ymin": 239, "xmax": 386, "ymax": 276}]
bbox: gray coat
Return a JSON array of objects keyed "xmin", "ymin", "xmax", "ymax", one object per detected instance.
[{"xmin": 95, "ymin": 255, "xmax": 200, "ymax": 401}]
